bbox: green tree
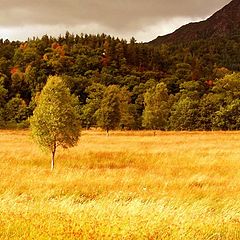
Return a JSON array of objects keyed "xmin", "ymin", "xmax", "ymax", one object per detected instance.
[
  {"xmin": 169, "ymin": 97, "xmax": 199, "ymax": 130},
  {"xmin": 179, "ymin": 81, "xmax": 204, "ymax": 100},
  {"xmin": 0, "ymin": 77, "xmax": 7, "ymax": 106},
  {"xmin": 212, "ymin": 73, "xmax": 240, "ymax": 103},
  {"xmin": 5, "ymin": 94, "xmax": 29, "ymax": 126},
  {"xmin": 119, "ymin": 87, "xmax": 136, "ymax": 130},
  {"xmin": 0, "ymin": 77, "xmax": 7, "ymax": 126},
  {"xmin": 198, "ymin": 93, "xmax": 223, "ymax": 130},
  {"xmin": 30, "ymin": 76, "xmax": 81, "ymax": 170},
  {"xmin": 175, "ymin": 63, "xmax": 192, "ymax": 84},
  {"xmin": 80, "ymin": 83, "xmax": 106, "ymax": 129},
  {"xmin": 142, "ymin": 83, "xmax": 170, "ymax": 131},
  {"xmin": 97, "ymin": 85, "xmax": 120, "ymax": 134},
  {"xmin": 213, "ymin": 99, "xmax": 240, "ymax": 130}
]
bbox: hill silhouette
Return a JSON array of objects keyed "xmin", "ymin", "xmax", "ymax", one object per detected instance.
[{"xmin": 149, "ymin": 0, "xmax": 240, "ymax": 45}]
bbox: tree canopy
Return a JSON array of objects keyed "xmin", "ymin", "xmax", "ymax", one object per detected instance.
[
  {"xmin": 97, "ymin": 85, "xmax": 121, "ymax": 134},
  {"xmin": 30, "ymin": 75, "xmax": 81, "ymax": 170},
  {"xmin": 142, "ymin": 83, "xmax": 170, "ymax": 131},
  {"xmin": 0, "ymin": 33, "xmax": 239, "ymax": 131}
]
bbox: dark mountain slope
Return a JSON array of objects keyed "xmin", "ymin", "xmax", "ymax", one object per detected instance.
[{"xmin": 149, "ymin": 0, "xmax": 240, "ymax": 45}]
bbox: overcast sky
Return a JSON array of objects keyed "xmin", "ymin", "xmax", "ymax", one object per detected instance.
[{"xmin": 0, "ymin": 0, "xmax": 230, "ymax": 42}]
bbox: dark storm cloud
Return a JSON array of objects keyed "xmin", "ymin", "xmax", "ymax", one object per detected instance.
[{"xmin": 0, "ymin": 0, "xmax": 230, "ymax": 31}]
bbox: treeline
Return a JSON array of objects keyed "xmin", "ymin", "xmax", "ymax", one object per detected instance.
[{"xmin": 0, "ymin": 32, "xmax": 240, "ymax": 130}]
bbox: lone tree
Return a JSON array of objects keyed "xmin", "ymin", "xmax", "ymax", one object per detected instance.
[{"xmin": 30, "ymin": 76, "xmax": 81, "ymax": 170}]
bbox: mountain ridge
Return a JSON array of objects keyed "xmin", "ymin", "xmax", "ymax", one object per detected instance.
[{"xmin": 149, "ymin": 0, "xmax": 240, "ymax": 45}]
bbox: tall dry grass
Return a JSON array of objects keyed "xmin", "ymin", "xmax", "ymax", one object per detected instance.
[{"xmin": 1, "ymin": 130, "xmax": 240, "ymax": 239}]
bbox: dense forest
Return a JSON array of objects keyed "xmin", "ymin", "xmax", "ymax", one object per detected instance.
[{"xmin": 0, "ymin": 32, "xmax": 240, "ymax": 130}]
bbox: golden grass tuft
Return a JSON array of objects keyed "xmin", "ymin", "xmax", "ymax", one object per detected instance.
[{"xmin": 1, "ymin": 130, "xmax": 240, "ymax": 239}]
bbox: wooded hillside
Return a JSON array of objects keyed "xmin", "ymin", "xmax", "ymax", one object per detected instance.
[{"xmin": 0, "ymin": 32, "xmax": 240, "ymax": 130}]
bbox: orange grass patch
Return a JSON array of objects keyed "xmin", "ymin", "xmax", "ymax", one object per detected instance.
[{"xmin": 1, "ymin": 130, "xmax": 240, "ymax": 239}]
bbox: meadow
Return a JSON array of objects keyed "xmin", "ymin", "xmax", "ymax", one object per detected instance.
[{"xmin": 1, "ymin": 130, "xmax": 240, "ymax": 239}]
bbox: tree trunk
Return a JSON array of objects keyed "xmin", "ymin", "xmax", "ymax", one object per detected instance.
[
  {"xmin": 51, "ymin": 144, "xmax": 56, "ymax": 171},
  {"xmin": 106, "ymin": 129, "xmax": 109, "ymax": 137}
]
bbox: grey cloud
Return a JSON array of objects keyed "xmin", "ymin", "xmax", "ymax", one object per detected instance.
[{"xmin": 0, "ymin": 0, "xmax": 230, "ymax": 31}]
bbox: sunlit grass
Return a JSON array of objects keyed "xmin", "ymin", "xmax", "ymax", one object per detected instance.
[{"xmin": 1, "ymin": 130, "xmax": 240, "ymax": 239}]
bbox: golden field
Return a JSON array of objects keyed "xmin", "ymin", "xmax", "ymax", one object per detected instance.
[{"xmin": 1, "ymin": 130, "xmax": 240, "ymax": 239}]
